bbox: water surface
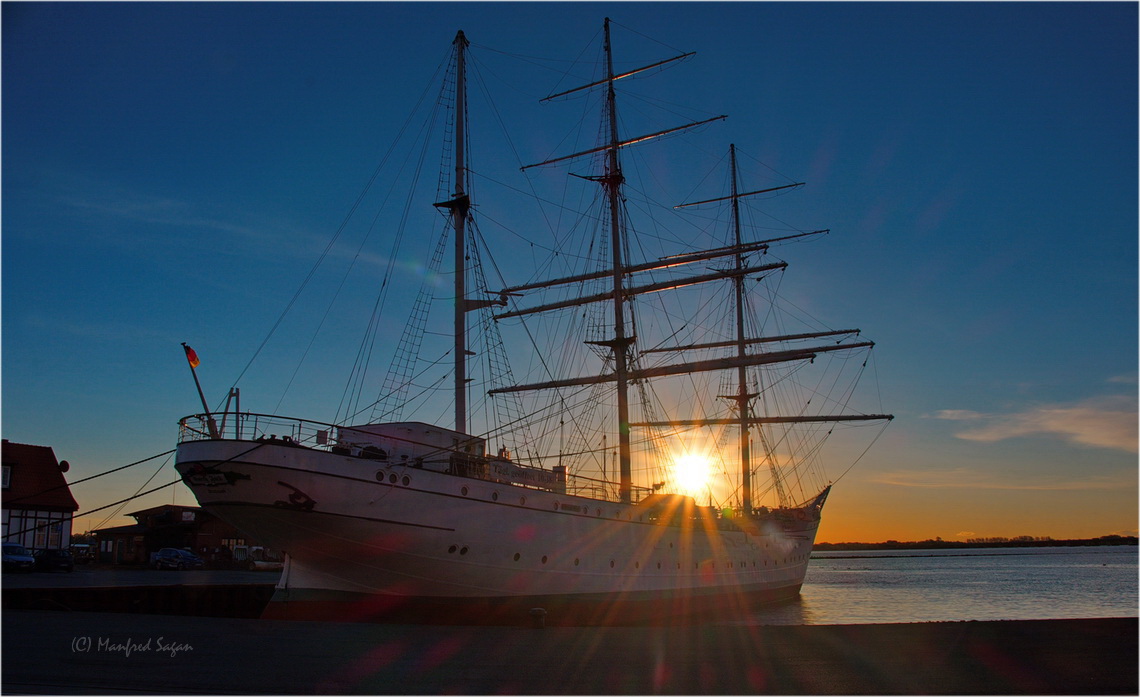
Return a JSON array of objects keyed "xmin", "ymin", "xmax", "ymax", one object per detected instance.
[{"xmin": 741, "ymin": 545, "xmax": 1138, "ymax": 625}]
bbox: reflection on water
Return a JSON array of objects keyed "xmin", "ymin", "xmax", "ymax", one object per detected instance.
[
  {"xmin": 731, "ymin": 594, "xmax": 816, "ymax": 626},
  {"xmin": 740, "ymin": 546, "xmax": 1138, "ymax": 626}
]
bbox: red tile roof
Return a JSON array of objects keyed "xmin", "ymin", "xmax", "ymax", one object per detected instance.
[{"xmin": 1, "ymin": 440, "xmax": 80, "ymax": 511}]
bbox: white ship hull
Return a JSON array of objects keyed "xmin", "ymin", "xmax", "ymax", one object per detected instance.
[{"xmin": 175, "ymin": 437, "xmax": 822, "ymax": 625}]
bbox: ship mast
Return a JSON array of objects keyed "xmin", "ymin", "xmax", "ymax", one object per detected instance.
[
  {"xmin": 727, "ymin": 144, "xmax": 759, "ymax": 513},
  {"xmin": 600, "ymin": 19, "xmax": 635, "ymax": 503},
  {"xmin": 453, "ymin": 30, "xmax": 470, "ymax": 435},
  {"xmin": 489, "ymin": 23, "xmax": 892, "ymax": 508},
  {"xmin": 431, "ymin": 31, "xmax": 480, "ymax": 435}
]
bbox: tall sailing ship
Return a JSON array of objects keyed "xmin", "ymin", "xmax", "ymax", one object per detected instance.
[{"xmin": 175, "ymin": 21, "xmax": 892, "ymax": 625}]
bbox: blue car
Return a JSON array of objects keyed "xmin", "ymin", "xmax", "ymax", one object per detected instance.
[
  {"xmin": 2, "ymin": 543, "xmax": 36, "ymax": 573},
  {"xmin": 152, "ymin": 548, "xmax": 205, "ymax": 570}
]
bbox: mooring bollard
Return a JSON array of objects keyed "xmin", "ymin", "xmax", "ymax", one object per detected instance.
[{"xmin": 529, "ymin": 607, "xmax": 547, "ymax": 629}]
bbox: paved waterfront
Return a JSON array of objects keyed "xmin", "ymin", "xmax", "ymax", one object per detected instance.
[
  {"xmin": 1, "ymin": 567, "xmax": 279, "ymax": 589},
  {"xmin": 2, "ymin": 610, "xmax": 1135, "ymax": 694}
]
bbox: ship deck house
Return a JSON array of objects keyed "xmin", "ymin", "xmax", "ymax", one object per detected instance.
[{"xmin": 1, "ymin": 439, "xmax": 80, "ymax": 550}]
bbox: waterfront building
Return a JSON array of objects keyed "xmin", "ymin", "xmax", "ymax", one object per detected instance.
[{"xmin": 1, "ymin": 439, "xmax": 80, "ymax": 550}]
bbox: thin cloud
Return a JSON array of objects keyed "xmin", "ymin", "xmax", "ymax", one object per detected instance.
[
  {"xmin": 50, "ymin": 175, "xmax": 421, "ymax": 276},
  {"xmin": 932, "ymin": 395, "xmax": 1138, "ymax": 453},
  {"xmin": 22, "ymin": 315, "xmax": 171, "ymax": 344},
  {"xmin": 872, "ymin": 468, "xmax": 1134, "ymax": 491},
  {"xmin": 56, "ymin": 186, "xmax": 282, "ymax": 247}
]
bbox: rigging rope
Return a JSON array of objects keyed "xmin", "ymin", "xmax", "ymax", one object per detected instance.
[
  {"xmin": 9, "ymin": 443, "xmax": 268, "ymax": 540},
  {"xmin": 91, "ymin": 454, "xmax": 173, "ymax": 532},
  {"xmin": 227, "ymin": 50, "xmax": 452, "ymax": 409},
  {"xmin": 2, "ymin": 449, "xmax": 176, "ymax": 507}
]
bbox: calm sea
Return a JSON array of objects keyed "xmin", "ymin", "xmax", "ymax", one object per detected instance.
[{"xmin": 739, "ymin": 545, "xmax": 1138, "ymax": 626}]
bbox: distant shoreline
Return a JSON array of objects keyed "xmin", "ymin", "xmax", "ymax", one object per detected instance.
[{"xmin": 814, "ymin": 535, "xmax": 1138, "ymax": 551}]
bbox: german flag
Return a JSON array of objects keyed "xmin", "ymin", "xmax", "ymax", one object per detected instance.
[{"xmin": 183, "ymin": 343, "xmax": 201, "ymax": 369}]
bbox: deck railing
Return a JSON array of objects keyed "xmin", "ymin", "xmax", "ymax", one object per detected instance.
[{"xmin": 176, "ymin": 412, "xmax": 652, "ymax": 503}]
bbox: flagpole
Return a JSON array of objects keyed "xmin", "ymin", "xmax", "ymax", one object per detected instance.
[{"xmin": 182, "ymin": 343, "xmax": 220, "ymax": 439}]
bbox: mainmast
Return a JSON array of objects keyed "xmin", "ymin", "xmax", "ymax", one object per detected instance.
[
  {"xmin": 488, "ymin": 23, "xmax": 892, "ymax": 509},
  {"xmin": 600, "ymin": 18, "xmax": 635, "ymax": 503},
  {"xmin": 495, "ymin": 19, "xmax": 724, "ymax": 502}
]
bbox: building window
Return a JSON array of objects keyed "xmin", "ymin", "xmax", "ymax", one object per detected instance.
[{"xmin": 1, "ymin": 466, "xmax": 9, "ymax": 489}]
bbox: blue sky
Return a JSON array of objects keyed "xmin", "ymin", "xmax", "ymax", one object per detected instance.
[{"xmin": 3, "ymin": 2, "xmax": 1136, "ymax": 541}]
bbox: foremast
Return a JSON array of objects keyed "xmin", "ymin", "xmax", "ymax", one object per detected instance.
[
  {"xmin": 452, "ymin": 30, "xmax": 471, "ymax": 435},
  {"xmin": 434, "ymin": 30, "xmax": 502, "ymax": 438}
]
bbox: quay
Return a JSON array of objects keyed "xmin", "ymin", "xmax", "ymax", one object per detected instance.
[
  {"xmin": 4, "ymin": 611, "xmax": 1135, "ymax": 693},
  {"xmin": 2, "ymin": 611, "xmax": 1135, "ymax": 694},
  {"xmin": 2, "ymin": 567, "xmax": 276, "ymax": 618},
  {"xmin": 2, "ymin": 569, "xmax": 1136, "ymax": 694}
]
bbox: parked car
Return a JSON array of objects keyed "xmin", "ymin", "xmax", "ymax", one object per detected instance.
[
  {"xmin": 70, "ymin": 543, "xmax": 95, "ymax": 564},
  {"xmin": 34, "ymin": 548, "xmax": 74, "ymax": 573},
  {"xmin": 152, "ymin": 548, "xmax": 204, "ymax": 570},
  {"xmin": 2, "ymin": 543, "xmax": 36, "ymax": 573},
  {"xmin": 233, "ymin": 544, "xmax": 285, "ymax": 571}
]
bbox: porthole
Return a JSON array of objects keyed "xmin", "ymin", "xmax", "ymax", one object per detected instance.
[
  {"xmin": 448, "ymin": 545, "xmax": 457, "ymax": 554},
  {"xmin": 520, "ymin": 496, "xmax": 527, "ymax": 505},
  {"xmin": 657, "ymin": 562, "xmax": 661, "ymax": 570},
  {"xmin": 402, "ymin": 476, "xmax": 410, "ymax": 486},
  {"xmin": 574, "ymin": 558, "xmax": 580, "ymax": 566},
  {"xmin": 541, "ymin": 555, "xmax": 548, "ymax": 564},
  {"xmin": 492, "ymin": 492, "xmax": 499, "ymax": 501},
  {"xmin": 459, "ymin": 546, "xmax": 468, "ymax": 555},
  {"xmin": 635, "ymin": 561, "xmax": 640, "ymax": 569},
  {"xmin": 610, "ymin": 560, "xmax": 615, "ymax": 568},
  {"xmin": 389, "ymin": 474, "xmax": 398, "ymax": 484},
  {"xmin": 596, "ymin": 508, "xmax": 602, "ymax": 516},
  {"xmin": 553, "ymin": 502, "xmax": 560, "ymax": 510},
  {"xmin": 513, "ymin": 552, "xmax": 521, "ymax": 562},
  {"xmin": 375, "ymin": 471, "xmax": 386, "ymax": 482},
  {"xmin": 461, "ymin": 486, "xmax": 469, "ymax": 496}
]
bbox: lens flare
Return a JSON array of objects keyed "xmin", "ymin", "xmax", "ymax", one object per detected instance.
[{"xmin": 672, "ymin": 453, "xmax": 711, "ymax": 495}]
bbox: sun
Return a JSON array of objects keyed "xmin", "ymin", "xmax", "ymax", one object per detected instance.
[{"xmin": 672, "ymin": 453, "xmax": 712, "ymax": 495}]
